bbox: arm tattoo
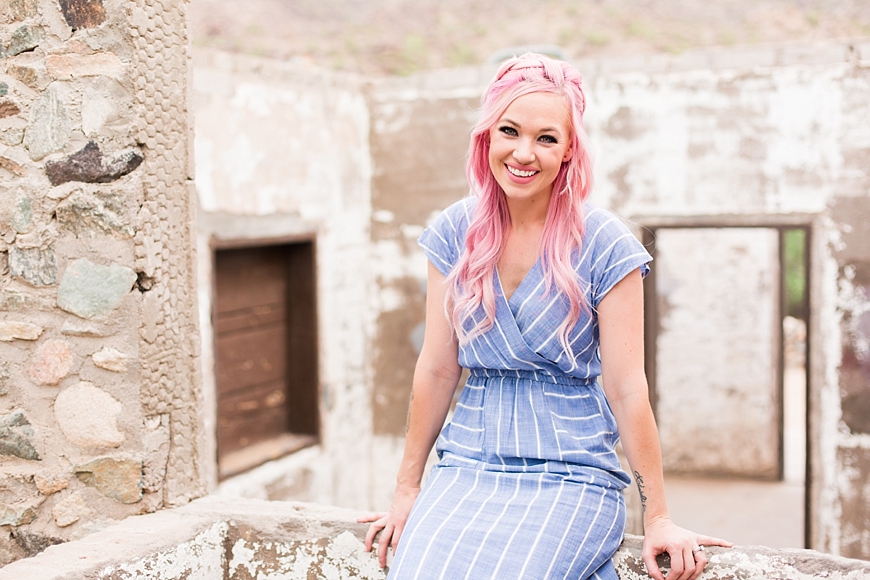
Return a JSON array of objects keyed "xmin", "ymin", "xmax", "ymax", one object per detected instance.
[{"xmin": 633, "ymin": 471, "xmax": 648, "ymax": 512}]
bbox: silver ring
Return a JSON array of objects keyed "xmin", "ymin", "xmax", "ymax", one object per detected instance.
[{"xmin": 692, "ymin": 546, "xmax": 705, "ymax": 554}]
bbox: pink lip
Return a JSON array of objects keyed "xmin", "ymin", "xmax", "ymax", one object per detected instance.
[{"xmin": 504, "ymin": 163, "xmax": 539, "ymax": 184}]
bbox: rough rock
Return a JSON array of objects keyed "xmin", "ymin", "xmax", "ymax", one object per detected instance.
[
  {"xmin": 45, "ymin": 141, "xmax": 143, "ymax": 186},
  {"xmin": 56, "ymin": 190, "xmax": 134, "ymax": 238},
  {"xmin": 52, "ymin": 491, "xmax": 90, "ymax": 527},
  {"xmin": 7, "ymin": 64, "xmax": 38, "ymax": 88},
  {"xmin": 0, "ymin": 364, "xmax": 9, "ymax": 396},
  {"xmin": 12, "ymin": 530, "xmax": 64, "ymax": 557},
  {"xmin": 0, "ymin": 154, "xmax": 25, "ymax": 176},
  {"xmin": 29, "ymin": 339, "xmax": 73, "ymax": 385},
  {"xmin": 0, "ymin": 321, "xmax": 43, "ymax": 342},
  {"xmin": 46, "ymin": 53, "xmax": 125, "ymax": 81},
  {"xmin": 9, "ymin": 0, "xmax": 39, "ymax": 20},
  {"xmin": 74, "ymin": 458, "xmax": 142, "ymax": 504},
  {"xmin": 24, "ymin": 86, "xmax": 70, "ymax": 160},
  {"xmin": 60, "ymin": 321, "xmax": 113, "ymax": 337},
  {"xmin": 0, "ymin": 411, "xmax": 39, "ymax": 460},
  {"xmin": 141, "ymin": 414, "xmax": 169, "ymax": 493},
  {"xmin": 0, "ymin": 82, "xmax": 6, "ymax": 96},
  {"xmin": 9, "ymin": 246, "xmax": 57, "ymax": 286},
  {"xmin": 34, "ymin": 472, "xmax": 69, "ymax": 495},
  {"xmin": 0, "ymin": 101, "xmax": 21, "ymax": 119},
  {"xmin": 56, "ymin": 258, "xmax": 136, "ymax": 319},
  {"xmin": 0, "ymin": 127, "xmax": 24, "ymax": 146},
  {"xmin": 54, "ymin": 381, "xmax": 124, "ymax": 448},
  {"xmin": 0, "ymin": 503, "xmax": 36, "ymax": 526},
  {"xmin": 4, "ymin": 25, "xmax": 43, "ymax": 57},
  {"xmin": 92, "ymin": 347, "xmax": 128, "ymax": 372},
  {"xmin": 11, "ymin": 196, "xmax": 31, "ymax": 233},
  {"xmin": 58, "ymin": 0, "xmax": 106, "ymax": 30}
]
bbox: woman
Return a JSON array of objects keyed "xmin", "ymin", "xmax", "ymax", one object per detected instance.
[{"xmin": 360, "ymin": 53, "xmax": 730, "ymax": 580}]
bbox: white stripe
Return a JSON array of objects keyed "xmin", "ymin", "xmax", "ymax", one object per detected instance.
[
  {"xmin": 460, "ymin": 476, "xmax": 523, "ymax": 580},
  {"xmin": 543, "ymin": 484, "xmax": 588, "ymax": 578},
  {"xmin": 574, "ymin": 491, "xmax": 621, "ymax": 580},
  {"xmin": 436, "ymin": 473, "xmax": 503, "ymax": 580},
  {"xmin": 490, "ymin": 474, "xmax": 545, "ymax": 578},
  {"xmin": 516, "ymin": 480, "xmax": 567, "ymax": 579},
  {"xmin": 564, "ymin": 489, "xmax": 608, "ymax": 576}
]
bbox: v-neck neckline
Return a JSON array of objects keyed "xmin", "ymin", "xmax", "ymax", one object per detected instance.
[{"xmin": 496, "ymin": 258, "xmax": 541, "ymax": 309}]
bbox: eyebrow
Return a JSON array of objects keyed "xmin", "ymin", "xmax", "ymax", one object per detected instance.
[{"xmin": 500, "ymin": 118, "xmax": 563, "ymax": 135}]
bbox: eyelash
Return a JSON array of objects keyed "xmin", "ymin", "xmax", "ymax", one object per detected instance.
[{"xmin": 498, "ymin": 126, "xmax": 558, "ymax": 144}]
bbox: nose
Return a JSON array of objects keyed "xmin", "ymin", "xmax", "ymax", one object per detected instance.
[{"xmin": 512, "ymin": 138, "xmax": 536, "ymax": 164}]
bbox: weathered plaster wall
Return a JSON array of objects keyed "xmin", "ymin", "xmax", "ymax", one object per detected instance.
[
  {"xmin": 2, "ymin": 495, "xmax": 869, "ymax": 580},
  {"xmin": 0, "ymin": 0, "xmax": 202, "ymax": 565},
  {"xmin": 192, "ymin": 49, "xmax": 374, "ymax": 508}
]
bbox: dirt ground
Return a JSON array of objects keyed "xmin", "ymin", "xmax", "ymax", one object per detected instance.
[{"xmin": 189, "ymin": 0, "xmax": 870, "ymax": 75}]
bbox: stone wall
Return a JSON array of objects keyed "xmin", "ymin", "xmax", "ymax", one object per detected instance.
[
  {"xmin": 0, "ymin": 0, "xmax": 202, "ymax": 565},
  {"xmin": 2, "ymin": 496, "xmax": 869, "ymax": 580}
]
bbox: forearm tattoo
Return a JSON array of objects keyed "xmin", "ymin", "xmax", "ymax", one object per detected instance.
[{"xmin": 633, "ymin": 471, "xmax": 648, "ymax": 512}]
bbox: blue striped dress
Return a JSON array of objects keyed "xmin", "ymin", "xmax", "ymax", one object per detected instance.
[{"xmin": 388, "ymin": 198, "xmax": 652, "ymax": 580}]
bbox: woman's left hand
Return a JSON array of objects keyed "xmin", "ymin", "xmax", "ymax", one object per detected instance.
[{"xmin": 641, "ymin": 517, "xmax": 732, "ymax": 580}]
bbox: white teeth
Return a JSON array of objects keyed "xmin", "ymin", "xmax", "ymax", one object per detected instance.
[{"xmin": 507, "ymin": 165, "xmax": 537, "ymax": 178}]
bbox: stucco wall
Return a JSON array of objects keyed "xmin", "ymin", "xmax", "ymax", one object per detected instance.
[
  {"xmin": 0, "ymin": 0, "xmax": 202, "ymax": 565},
  {"xmin": 191, "ymin": 49, "xmax": 375, "ymax": 508}
]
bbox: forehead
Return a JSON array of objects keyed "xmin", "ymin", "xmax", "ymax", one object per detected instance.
[{"xmin": 499, "ymin": 92, "xmax": 570, "ymax": 131}]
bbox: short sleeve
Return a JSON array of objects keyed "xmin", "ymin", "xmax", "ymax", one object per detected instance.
[
  {"xmin": 417, "ymin": 198, "xmax": 473, "ymax": 276},
  {"xmin": 587, "ymin": 211, "xmax": 652, "ymax": 307}
]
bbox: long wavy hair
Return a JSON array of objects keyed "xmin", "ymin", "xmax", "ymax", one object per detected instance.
[{"xmin": 446, "ymin": 53, "xmax": 595, "ymax": 357}]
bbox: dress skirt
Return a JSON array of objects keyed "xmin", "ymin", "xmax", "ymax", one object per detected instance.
[{"xmin": 387, "ymin": 369, "xmax": 628, "ymax": 580}]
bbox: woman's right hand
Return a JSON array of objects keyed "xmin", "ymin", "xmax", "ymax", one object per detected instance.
[{"xmin": 357, "ymin": 485, "xmax": 421, "ymax": 568}]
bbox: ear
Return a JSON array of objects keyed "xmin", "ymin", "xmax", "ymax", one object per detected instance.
[{"xmin": 562, "ymin": 147, "xmax": 573, "ymax": 162}]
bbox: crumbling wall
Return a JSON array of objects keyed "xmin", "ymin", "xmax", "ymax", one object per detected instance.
[
  {"xmin": 0, "ymin": 0, "xmax": 202, "ymax": 565},
  {"xmin": 1, "ymin": 496, "xmax": 869, "ymax": 580},
  {"xmin": 192, "ymin": 49, "xmax": 373, "ymax": 508}
]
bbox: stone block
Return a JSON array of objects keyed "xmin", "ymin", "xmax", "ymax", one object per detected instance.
[
  {"xmin": 0, "ymin": 154, "xmax": 24, "ymax": 176},
  {"xmin": 56, "ymin": 190, "xmax": 134, "ymax": 238},
  {"xmin": 54, "ymin": 381, "xmax": 124, "ymax": 448},
  {"xmin": 34, "ymin": 472, "xmax": 69, "ymax": 495},
  {"xmin": 9, "ymin": 0, "xmax": 39, "ymax": 21},
  {"xmin": 12, "ymin": 531, "xmax": 64, "ymax": 557},
  {"xmin": 46, "ymin": 53, "xmax": 125, "ymax": 81},
  {"xmin": 0, "ymin": 503, "xmax": 36, "ymax": 526},
  {"xmin": 56, "ymin": 258, "xmax": 136, "ymax": 319},
  {"xmin": 29, "ymin": 339, "xmax": 73, "ymax": 385},
  {"xmin": 52, "ymin": 491, "xmax": 90, "ymax": 527},
  {"xmin": 4, "ymin": 25, "xmax": 44, "ymax": 57},
  {"xmin": 45, "ymin": 141, "xmax": 143, "ymax": 186},
  {"xmin": 58, "ymin": 0, "xmax": 106, "ymax": 30},
  {"xmin": 74, "ymin": 458, "xmax": 142, "ymax": 504},
  {"xmin": 0, "ymin": 82, "xmax": 6, "ymax": 96},
  {"xmin": 0, "ymin": 101, "xmax": 21, "ymax": 119},
  {"xmin": 0, "ymin": 127, "xmax": 24, "ymax": 146},
  {"xmin": 24, "ymin": 86, "xmax": 70, "ymax": 161},
  {"xmin": 7, "ymin": 64, "xmax": 38, "ymax": 88},
  {"xmin": 9, "ymin": 246, "xmax": 57, "ymax": 286},
  {"xmin": 11, "ymin": 195, "xmax": 31, "ymax": 233},
  {"xmin": 0, "ymin": 321, "xmax": 43, "ymax": 342},
  {"xmin": 60, "ymin": 321, "xmax": 113, "ymax": 337},
  {"xmin": 91, "ymin": 347, "xmax": 128, "ymax": 372},
  {"xmin": 0, "ymin": 411, "xmax": 39, "ymax": 461}
]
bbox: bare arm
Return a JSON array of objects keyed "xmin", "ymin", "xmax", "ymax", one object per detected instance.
[
  {"xmin": 597, "ymin": 269, "xmax": 730, "ymax": 580},
  {"xmin": 359, "ymin": 261, "xmax": 462, "ymax": 567}
]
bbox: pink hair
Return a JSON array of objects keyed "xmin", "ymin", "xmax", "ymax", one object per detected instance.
[{"xmin": 446, "ymin": 53, "xmax": 595, "ymax": 357}]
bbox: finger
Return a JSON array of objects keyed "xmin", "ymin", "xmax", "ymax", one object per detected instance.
[
  {"xmin": 377, "ymin": 524, "xmax": 393, "ymax": 568},
  {"xmin": 357, "ymin": 512, "xmax": 387, "ymax": 524},
  {"xmin": 697, "ymin": 535, "xmax": 733, "ymax": 548},
  {"xmin": 671, "ymin": 547, "xmax": 690, "ymax": 580},
  {"xmin": 364, "ymin": 519, "xmax": 384, "ymax": 552},
  {"xmin": 642, "ymin": 552, "xmax": 665, "ymax": 580},
  {"xmin": 689, "ymin": 547, "xmax": 708, "ymax": 580}
]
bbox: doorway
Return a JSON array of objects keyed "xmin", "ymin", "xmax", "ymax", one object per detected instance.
[
  {"xmin": 642, "ymin": 221, "xmax": 810, "ymax": 548},
  {"xmin": 213, "ymin": 240, "xmax": 319, "ymax": 479}
]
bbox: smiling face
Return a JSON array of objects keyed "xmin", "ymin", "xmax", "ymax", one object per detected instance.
[{"xmin": 487, "ymin": 91, "xmax": 573, "ymax": 208}]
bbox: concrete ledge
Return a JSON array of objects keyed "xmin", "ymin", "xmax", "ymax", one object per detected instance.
[{"xmin": 1, "ymin": 496, "xmax": 868, "ymax": 579}]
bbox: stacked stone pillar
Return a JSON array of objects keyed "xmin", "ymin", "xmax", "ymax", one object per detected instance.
[{"xmin": 0, "ymin": 0, "xmax": 202, "ymax": 564}]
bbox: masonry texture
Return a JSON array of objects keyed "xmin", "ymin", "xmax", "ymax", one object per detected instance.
[
  {"xmin": 1, "ymin": 496, "xmax": 869, "ymax": 580},
  {"xmin": 0, "ymin": 0, "xmax": 201, "ymax": 566}
]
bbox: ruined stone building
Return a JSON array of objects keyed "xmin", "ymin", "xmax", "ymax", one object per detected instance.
[{"xmin": 1, "ymin": 0, "xmax": 870, "ymax": 571}]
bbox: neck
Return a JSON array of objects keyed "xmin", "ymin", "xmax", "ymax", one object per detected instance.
[{"xmin": 505, "ymin": 189, "xmax": 552, "ymax": 231}]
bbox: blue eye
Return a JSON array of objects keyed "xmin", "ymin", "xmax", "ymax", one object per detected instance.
[
  {"xmin": 499, "ymin": 126, "xmax": 518, "ymax": 136},
  {"xmin": 539, "ymin": 135, "xmax": 558, "ymax": 144}
]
